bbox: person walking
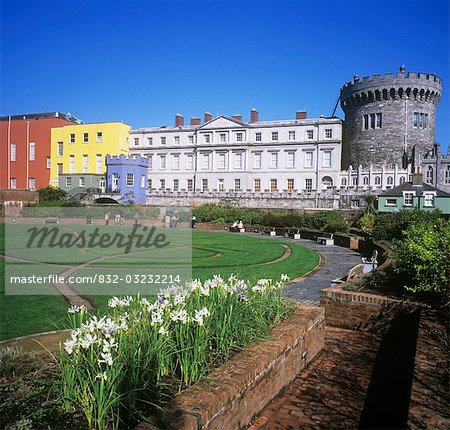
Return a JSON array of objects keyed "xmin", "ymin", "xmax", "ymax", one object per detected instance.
[
  {"xmin": 164, "ymin": 213, "xmax": 171, "ymax": 229},
  {"xmin": 104, "ymin": 212, "xmax": 110, "ymax": 226}
]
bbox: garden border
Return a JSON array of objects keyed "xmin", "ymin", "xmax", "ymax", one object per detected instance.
[{"xmin": 135, "ymin": 305, "xmax": 325, "ymax": 430}]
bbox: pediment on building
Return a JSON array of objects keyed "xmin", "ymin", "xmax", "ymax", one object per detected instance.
[{"xmin": 199, "ymin": 115, "xmax": 247, "ymax": 130}]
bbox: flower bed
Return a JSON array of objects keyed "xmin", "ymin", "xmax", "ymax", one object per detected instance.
[{"xmin": 59, "ymin": 275, "xmax": 292, "ymax": 430}]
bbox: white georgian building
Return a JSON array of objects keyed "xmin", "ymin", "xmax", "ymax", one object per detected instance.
[{"xmin": 129, "ymin": 110, "xmax": 343, "ymax": 194}]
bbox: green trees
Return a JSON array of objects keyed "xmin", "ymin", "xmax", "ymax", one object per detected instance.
[
  {"xmin": 37, "ymin": 187, "xmax": 67, "ymax": 202},
  {"xmin": 390, "ymin": 219, "xmax": 450, "ymax": 294}
]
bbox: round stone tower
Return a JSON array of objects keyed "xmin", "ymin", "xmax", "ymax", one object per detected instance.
[{"xmin": 340, "ymin": 66, "xmax": 442, "ymax": 169}]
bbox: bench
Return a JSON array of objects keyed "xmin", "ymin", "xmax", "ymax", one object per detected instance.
[
  {"xmin": 361, "ymin": 249, "xmax": 378, "ymax": 273},
  {"xmin": 317, "ymin": 232, "xmax": 334, "ymax": 245},
  {"xmin": 288, "ymin": 229, "xmax": 301, "ymax": 240},
  {"xmin": 43, "ymin": 217, "xmax": 60, "ymax": 224}
]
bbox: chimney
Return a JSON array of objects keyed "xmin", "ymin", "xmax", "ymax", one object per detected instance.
[
  {"xmin": 204, "ymin": 112, "xmax": 212, "ymax": 123},
  {"xmin": 175, "ymin": 113, "xmax": 184, "ymax": 127},
  {"xmin": 190, "ymin": 117, "xmax": 201, "ymax": 126},
  {"xmin": 296, "ymin": 110, "xmax": 307, "ymax": 120},
  {"xmin": 250, "ymin": 108, "xmax": 258, "ymax": 123},
  {"xmin": 232, "ymin": 114, "xmax": 242, "ymax": 121},
  {"xmin": 412, "ymin": 166, "xmax": 423, "ymax": 185}
]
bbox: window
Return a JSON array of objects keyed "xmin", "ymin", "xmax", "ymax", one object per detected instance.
[
  {"xmin": 134, "ymin": 137, "xmax": 139, "ymax": 146},
  {"xmin": 187, "ymin": 154, "xmax": 194, "ymax": 170},
  {"xmin": 400, "ymin": 176, "xmax": 406, "ymax": 184},
  {"xmin": 376, "ymin": 113, "xmax": 382, "ymax": 128},
  {"xmin": 96, "ymin": 132, "xmax": 102, "ymax": 142},
  {"xmin": 220, "ymin": 133, "xmax": 226, "ymax": 143},
  {"xmin": 202, "ymin": 154, "xmax": 209, "ymax": 169},
  {"xmin": 424, "ymin": 193, "xmax": 435, "ymax": 207},
  {"xmin": 79, "ymin": 177, "xmax": 85, "ymax": 187},
  {"xmin": 174, "ymin": 136, "xmax": 180, "ymax": 145},
  {"xmin": 375, "ymin": 176, "xmax": 381, "ymax": 186},
  {"xmin": 83, "ymin": 133, "xmax": 88, "ymax": 143},
  {"xmin": 288, "ymin": 131, "xmax": 295, "ymax": 140},
  {"xmin": 426, "ymin": 166, "xmax": 433, "ymax": 184},
  {"xmin": 254, "ymin": 179, "xmax": 261, "ymax": 192},
  {"xmin": 29, "ymin": 142, "xmax": 35, "ymax": 161},
  {"xmin": 270, "ymin": 179, "xmax": 278, "ymax": 192},
  {"xmin": 287, "ymin": 178, "xmax": 294, "ymax": 192},
  {"xmin": 173, "ymin": 154, "xmax": 180, "ymax": 169},
  {"xmin": 351, "ymin": 199, "xmax": 360, "ymax": 208},
  {"xmin": 236, "ymin": 132, "xmax": 243, "ymax": 142},
  {"xmin": 352, "ymin": 176, "xmax": 358, "ymax": 186},
  {"xmin": 112, "ymin": 173, "xmax": 118, "ymax": 191},
  {"xmin": 148, "ymin": 155, "xmax": 153, "ymax": 169},
  {"xmin": 234, "ymin": 179, "xmax": 241, "ymax": 191},
  {"xmin": 10, "ymin": 178, "xmax": 16, "ymax": 189},
  {"xmin": 58, "ymin": 142, "xmax": 64, "ymax": 156},
  {"xmin": 363, "ymin": 113, "xmax": 382, "ymax": 129},
  {"xmin": 445, "ymin": 165, "xmax": 450, "ymax": 184},
  {"xmin": 66, "ymin": 177, "xmax": 72, "ymax": 187},
  {"xmin": 387, "ymin": 176, "xmax": 393, "ymax": 186},
  {"xmin": 325, "ymin": 129, "xmax": 332, "ymax": 139},
  {"xmin": 305, "ymin": 178, "xmax": 313, "ymax": 192},
  {"xmin": 187, "ymin": 179, "xmax": 193, "ymax": 191},
  {"xmin": 306, "ymin": 130, "xmax": 314, "ymax": 140},
  {"xmin": 270, "ymin": 152, "xmax": 278, "ymax": 168},
  {"xmin": 287, "ymin": 152, "xmax": 295, "ymax": 168},
  {"xmin": 323, "ymin": 150, "xmax": 332, "ymax": 167},
  {"xmin": 254, "ymin": 152, "xmax": 262, "ymax": 169},
  {"xmin": 57, "ymin": 163, "xmax": 63, "ymax": 177},
  {"xmin": 363, "ymin": 176, "xmax": 369, "ymax": 185},
  {"xmin": 204, "ymin": 134, "xmax": 210, "ymax": 143},
  {"xmin": 147, "ymin": 179, "xmax": 152, "ymax": 189},
  {"xmin": 96, "ymin": 155, "xmax": 102, "ymax": 174},
  {"xmin": 255, "ymin": 132, "xmax": 262, "ymax": 142},
  {"xmin": 160, "ymin": 179, "xmax": 165, "ymax": 190},
  {"xmin": 160, "ymin": 155, "xmax": 166, "ymax": 169},
  {"xmin": 83, "ymin": 155, "xmax": 88, "ymax": 173},
  {"xmin": 305, "ymin": 151, "xmax": 313, "ymax": 168},
  {"xmin": 46, "ymin": 157, "xmax": 51, "ymax": 168},
  {"xmin": 403, "ymin": 192, "xmax": 414, "ymax": 206},
  {"xmin": 202, "ymin": 179, "xmax": 208, "ymax": 191},
  {"xmin": 70, "ymin": 133, "xmax": 75, "ymax": 143},
  {"xmin": 235, "ymin": 153, "xmax": 243, "ymax": 169},
  {"xmin": 218, "ymin": 153, "xmax": 226, "ymax": 169},
  {"xmin": 385, "ymin": 198, "xmax": 397, "ymax": 206},
  {"xmin": 188, "ymin": 135, "xmax": 193, "ymax": 144},
  {"xmin": 341, "ymin": 177, "xmax": 347, "ymax": 186},
  {"xmin": 140, "ymin": 175, "xmax": 145, "ymax": 188},
  {"xmin": 29, "ymin": 178, "xmax": 35, "ymax": 190},
  {"xmin": 147, "ymin": 137, "xmax": 153, "ymax": 145},
  {"xmin": 322, "ymin": 176, "xmax": 333, "ymax": 188},
  {"xmin": 161, "ymin": 137, "xmax": 166, "ymax": 145},
  {"xmin": 100, "ymin": 177, "xmax": 105, "ymax": 189},
  {"xmin": 218, "ymin": 179, "xmax": 224, "ymax": 191},
  {"xmin": 173, "ymin": 179, "xmax": 179, "ymax": 191},
  {"xmin": 413, "ymin": 112, "xmax": 428, "ymax": 129},
  {"xmin": 271, "ymin": 132, "xmax": 278, "ymax": 141},
  {"xmin": 121, "ymin": 173, "xmax": 131, "ymax": 188},
  {"xmin": 10, "ymin": 143, "xmax": 16, "ymax": 161}
]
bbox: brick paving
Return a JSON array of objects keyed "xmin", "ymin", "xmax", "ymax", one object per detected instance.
[{"xmin": 248, "ymin": 327, "xmax": 381, "ymax": 430}]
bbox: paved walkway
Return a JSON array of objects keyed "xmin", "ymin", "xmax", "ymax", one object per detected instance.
[{"xmin": 262, "ymin": 235, "xmax": 362, "ymax": 303}]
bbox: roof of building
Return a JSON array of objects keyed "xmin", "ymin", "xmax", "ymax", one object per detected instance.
[
  {"xmin": 0, "ymin": 112, "xmax": 81, "ymax": 123},
  {"xmin": 381, "ymin": 182, "xmax": 450, "ymax": 197}
]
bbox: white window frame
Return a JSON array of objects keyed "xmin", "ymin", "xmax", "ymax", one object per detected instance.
[
  {"xmin": 423, "ymin": 192, "xmax": 436, "ymax": 208},
  {"xmin": 96, "ymin": 132, "xmax": 103, "ymax": 142},
  {"xmin": 323, "ymin": 150, "xmax": 332, "ymax": 168},
  {"xmin": 403, "ymin": 191, "xmax": 415, "ymax": 206},
  {"xmin": 126, "ymin": 173, "xmax": 134, "ymax": 187},
  {"xmin": 79, "ymin": 177, "xmax": 85, "ymax": 187},
  {"xmin": 270, "ymin": 152, "xmax": 278, "ymax": 168},
  {"xmin": 218, "ymin": 153, "xmax": 226, "ymax": 169},
  {"xmin": 160, "ymin": 155, "xmax": 166, "ymax": 169},
  {"xmin": 83, "ymin": 133, "xmax": 89, "ymax": 143},
  {"xmin": 254, "ymin": 152, "xmax": 262, "ymax": 169},
  {"xmin": 82, "ymin": 155, "xmax": 88, "ymax": 173},
  {"xmin": 66, "ymin": 177, "xmax": 72, "ymax": 188},
  {"xmin": 29, "ymin": 142, "xmax": 35, "ymax": 161},
  {"xmin": 234, "ymin": 153, "xmax": 243, "ymax": 169},
  {"xmin": 10, "ymin": 143, "xmax": 16, "ymax": 161},
  {"xmin": 57, "ymin": 142, "xmax": 64, "ymax": 157},
  {"xmin": 287, "ymin": 151, "xmax": 295, "ymax": 168},
  {"xmin": 187, "ymin": 154, "xmax": 194, "ymax": 170},
  {"xmin": 305, "ymin": 151, "xmax": 313, "ymax": 168},
  {"xmin": 173, "ymin": 154, "xmax": 180, "ymax": 170},
  {"xmin": 28, "ymin": 177, "xmax": 35, "ymax": 190},
  {"xmin": 288, "ymin": 131, "xmax": 295, "ymax": 141}
]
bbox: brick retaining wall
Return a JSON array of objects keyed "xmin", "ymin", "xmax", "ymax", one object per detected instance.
[{"xmin": 136, "ymin": 306, "xmax": 325, "ymax": 430}]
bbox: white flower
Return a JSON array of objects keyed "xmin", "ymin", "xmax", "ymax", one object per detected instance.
[
  {"xmin": 80, "ymin": 333, "xmax": 98, "ymax": 349},
  {"xmin": 98, "ymin": 352, "xmax": 114, "ymax": 366},
  {"xmin": 151, "ymin": 311, "xmax": 163, "ymax": 325},
  {"xmin": 193, "ymin": 307, "xmax": 210, "ymax": 326},
  {"xmin": 63, "ymin": 337, "xmax": 78, "ymax": 355},
  {"xmin": 102, "ymin": 318, "xmax": 118, "ymax": 337},
  {"xmin": 173, "ymin": 294, "xmax": 185, "ymax": 305},
  {"xmin": 170, "ymin": 309, "xmax": 188, "ymax": 324},
  {"xmin": 280, "ymin": 274, "xmax": 289, "ymax": 282},
  {"xmin": 68, "ymin": 304, "xmax": 86, "ymax": 314},
  {"xmin": 95, "ymin": 371, "xmax": 108, "ymax": 381},
  {"xmin": 103, "ymin": 337, "xmax": 118, "ymax": 353},
  {"xmin": 108, "ymin": 297, "xmax": 121, "ymax": 308},
  {"xmin": 158, "ymin": 325, "xmax": 169, "ymax": 336}
]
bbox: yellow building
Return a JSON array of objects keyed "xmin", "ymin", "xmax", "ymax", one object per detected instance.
[{"xmin": 50, "ymin": 122, "xmax": 130, "ymax": 186}]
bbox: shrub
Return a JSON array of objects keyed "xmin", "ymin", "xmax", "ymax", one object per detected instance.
[
  {"xmin": 389, "ymin": 219, "xmax": 450, "ymax": 294},
  {"xmin": 37, "ymin": 187, "xmax": 67, "ymax": 202},
  {"xmin": 59, "ymin": 275, "xmax": 291, "ymax": 429}
]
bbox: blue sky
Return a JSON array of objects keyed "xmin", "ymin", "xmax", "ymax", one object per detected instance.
[{"xmin": 1, "ymin": 0, "xmax": 449, "ymax": 151}]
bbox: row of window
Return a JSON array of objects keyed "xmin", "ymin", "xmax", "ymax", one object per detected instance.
[
  {"xmin": 56, "ymin": 155, "xmax": 104, "ymax": 176},
  {"xmin": 134, "ymin": 129, "xmax": 334, "ymax": 146},
  {"xmin": 147, "ymin": 150, "xmax": 333, "ymax": 171},
  {"xmin": 385, "ymin": 193, "xmax": 435, "ymax": 208},
  {"xmin": 9, "ymin": 178, "xmax": 36, "ymax": 189},
  {"xmin": 68, "ymin": 132, "xmax": 103, "ymax": 144},
  {"xmin": 362, "ymin": 113, "xmax": 383, "ymax": 130},
  {"xmin": 148, "ymin": 178, "xmax": 320, "ymax": 193},
  {"xmin": 9, "ymin": 142, "xmax": 36, "ymax": 161},
  {"xmin": 413, "ymin": 112, "xmax": 428, "ymax": 129},
  {"xmin": 341, "ymin": 175, "xmax": 405, "ymax": 187}
]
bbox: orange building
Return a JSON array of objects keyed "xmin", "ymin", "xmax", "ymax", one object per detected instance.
[{"xmin": 0, "ymin": 112, "xmax": 79, "ymax": 190}]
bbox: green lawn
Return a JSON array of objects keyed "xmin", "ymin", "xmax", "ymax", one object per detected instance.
[{"xmin": 0, "ymin": 225, "xmax": 319, "ymax": 340}]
